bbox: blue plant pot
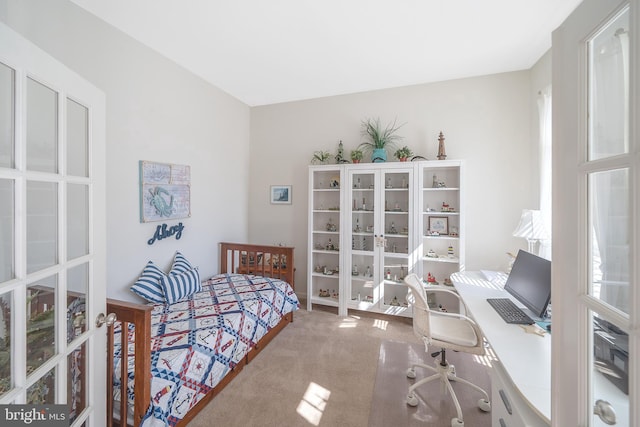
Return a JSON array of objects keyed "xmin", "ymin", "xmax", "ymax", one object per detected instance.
[{"xmin": 372, "ymin": 148, "xmax": 387, "ymax": 163}]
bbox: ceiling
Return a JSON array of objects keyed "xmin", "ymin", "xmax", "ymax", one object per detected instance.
[{"xmin": 71, "ymin": 0, "xmax": 582, "ymax": 107}]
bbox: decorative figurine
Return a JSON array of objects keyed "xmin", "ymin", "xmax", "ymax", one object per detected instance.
[
  {"xmin": 447, "ymin": 245, "xmax": 455, "ymax": 257},
  {"xmin": 437, "ymin": 131, "xmax": 447, "ymax": 160},
  {"xmin": 426, "ymin": 249, "xmax": 438, "ymax": 258},
  {"xmin": 335, "ymin": 140, "xmax": 346, "ymax": 163},
  {"xmin": 352, "ymin": 264, "xmax": 359, "ymax": 276},
  {"xmin": 390, "ymin": 296, "xmax": 400, "ymax": 306},
  {"xmin": 389, "ymin": 222, "xmax": 397, "ymax": 234},
  {"xmin": 326, "ymin": 218, "xmax": 337, "ymax": 232},
  {"xmin": 365, "ymin": 266, "xmax": 372, "ymax": 277},
  {"xmin": 443, "ymin": 277, "xmax": 453, "ymax": 286},
  {"xmin": 426, "ymin": 272, "xmax": 437, "ymax": 284}
]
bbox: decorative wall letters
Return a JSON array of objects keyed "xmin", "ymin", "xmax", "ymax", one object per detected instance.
[{"xmin": 147, "ymin": 222, "xmax": 185, "ymax": 245}]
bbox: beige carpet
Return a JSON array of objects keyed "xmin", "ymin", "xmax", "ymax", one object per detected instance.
[{"xmin": 187, "ymin": 305, "xmax": 491, "ymax": 427}]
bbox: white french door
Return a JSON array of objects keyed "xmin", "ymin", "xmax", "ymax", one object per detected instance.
[
  {"xmin": 0, "ymin": 22, "xmax": 107, "ymax": 426},
  {"xmin": 553, "ymin": 0, "xmax": 637, "ymax": 425}
]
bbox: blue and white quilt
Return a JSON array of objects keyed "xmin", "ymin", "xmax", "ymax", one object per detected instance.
[{"xmin": 113, "ymin": 273, "xmax": 299, "ymax": 427}]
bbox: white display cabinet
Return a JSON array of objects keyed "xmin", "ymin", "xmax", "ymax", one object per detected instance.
[
  {"xmin": 417, "ymin": 160, "xmax": 464, "ymax": 312},
  {"xmin": 307, "ymin": 166, "xmax": 343, "ymax": 311},
  {"xmin": 345, "ymin": 165, "xmax": 415, "ymax": 317},
  {"xmin": 307, "ymin": 160, "xmax": 463, "ymax": 317}
]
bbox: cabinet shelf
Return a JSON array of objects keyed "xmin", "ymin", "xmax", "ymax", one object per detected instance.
[
  {"xmin": 423, "ymin": 187, "xmax": 460, "ymax": 192},
  {"xmin": 423, "ymin": 256, "xmax": 460, "ymax": 263},
  {"xmin": 423, "ymin": 211, "xmax": 459, "ymax": 216},
  {"xmin": 424, "ymin": 235, "xmax": 459, "ymax": 240}
]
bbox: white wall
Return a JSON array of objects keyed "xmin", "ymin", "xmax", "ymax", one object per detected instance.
[
  {"xmin": 250, "ymin": 71, "xmax": 537, "ymax": 292},
  {"xmin": 1, "ymin": 0, "xmax": 554, "ymax": 302},
  {"xmin": 0, "ymin": 0, "xmax": 251, "ymax": 302}
]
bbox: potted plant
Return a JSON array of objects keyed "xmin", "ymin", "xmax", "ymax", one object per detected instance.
[
  {"xmin": 358, "ymin": 118, "xmax": 405, "ymax": 163},
  {"xmin": 394, "ymin": 146, "xmax": 413, "ymax": 162},
  {"xmin": 311, "ymin": 150, "xmax": 331, "ymax": 164},
  {"xmin": 350, "ymin": 149, "xmax": 363, "ymax": 163}
]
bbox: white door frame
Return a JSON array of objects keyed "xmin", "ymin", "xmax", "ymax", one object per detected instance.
[
  {"xmin": 552, "ymin": 0, "xmax": 638, "ymax": 425},
  {"xmin": 0, "ymin": 22, "xmax": 106, "ymax": 426}
]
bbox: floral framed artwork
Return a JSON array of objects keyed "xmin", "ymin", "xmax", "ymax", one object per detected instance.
[
  {"xmin": 270, "ymin": 185, "xmax": 292, "ymax": 204},
  {"xmin": 428, "ymin": 216, "xmax": 448, "ymax": 235}
]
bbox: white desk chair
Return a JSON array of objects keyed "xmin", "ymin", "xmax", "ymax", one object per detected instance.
[{"xmin": 403, "ymin": 273, "xmax": 491, "ymax": 427}]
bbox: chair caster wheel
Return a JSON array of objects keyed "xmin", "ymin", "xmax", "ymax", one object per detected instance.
[
  {"xmin": 478, "ymin": 398, "xmax": 491, "ymax": 412},
  {"xmin": 406, "ymin": 368, "xmax": 416, "ymax": 379},
  {"xmin": 406, "ymin": 393, "xmax": 418, "ymax": 407},
  {"xmin": 451, "ymin": 418, "xmax": 464, "ymax": 427}
]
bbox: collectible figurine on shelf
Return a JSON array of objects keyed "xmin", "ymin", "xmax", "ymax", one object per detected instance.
[
  {"xmin": 447, "ymin": 246, "xmax": 455, "ymax": 257},
  {"xmin": 326, "ymin": 218, "xmax": 337, "ymax": 232},
  {"xmin": 389, "ymin": 222, "xmax": 397, "ymax": 234},
  {"xmin": 426, "ymin": 272, "xmax": 438, "ymax": 284},
  {"xmin": 390, "ymin": 296, "xmax": 400, "ymax": 306},
  {"xmin": 443, "ymin": 277, "xmax": 453, "ymax": 286},
  {"xmin": 437, "ymin": 131, "xmax": 447, "ymax": 160},
  {"xmin": 426, "ymin": 249, "xmax": 438, "ymax": 258}
]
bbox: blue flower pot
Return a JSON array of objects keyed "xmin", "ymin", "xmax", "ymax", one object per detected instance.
[{"xmin": 372, "ymin": 148, "xmax": 387, "ymax": 163}]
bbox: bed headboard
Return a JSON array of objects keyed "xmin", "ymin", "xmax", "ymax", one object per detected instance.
[{"xmin": 219, "ymin": 242, "xmax": 295, "ymax": 289}]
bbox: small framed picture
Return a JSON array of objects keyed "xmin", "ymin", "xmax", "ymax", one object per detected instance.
[
  {"xmin": 270, "ymin": 185, "xmax": 292, "ymax": 204},
  {"xmin": 428, "ymin": 216, "xmax": 448, "ymax": 235}
]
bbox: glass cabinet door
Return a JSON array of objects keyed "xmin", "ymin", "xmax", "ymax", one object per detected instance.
[
  {"xmin": 380, "ymin": 169, "xmax": 412, "ymax": 314},
  {"xmin": 348, "ymin": 170, "xmax": 377, "ymax": 311}
]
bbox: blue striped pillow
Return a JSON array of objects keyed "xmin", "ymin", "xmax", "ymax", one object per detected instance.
[
  {"xmin": 130, "ymin": 261, "xmax": 167, "ymax": 304},
  {"xmin": 160, "ymin": 267, "xmax": 201, "ymax": 304},
  {"xmin": 169, "ymin": 251, "xmax": 193, "ymax": 275}
]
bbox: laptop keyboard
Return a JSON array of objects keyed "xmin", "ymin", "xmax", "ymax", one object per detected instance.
[{"xmin": 487, "ymin": 298, "xmax": 534, "ymax": 325}]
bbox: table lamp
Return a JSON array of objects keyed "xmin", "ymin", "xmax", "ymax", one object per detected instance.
[{"xmin": 513, "ymin": 209, "xmax": 549, "ymax": 255}]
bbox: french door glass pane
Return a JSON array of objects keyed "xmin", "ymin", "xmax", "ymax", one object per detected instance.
[
  {"xmin": 27, "ymin": 181, "xmax": 58, "ymax": 274},
  {"xmin": 588, "ymin": 7, "xmax": 629, "ymax": 161},
  {"xmin": 0, "ymin": 179, "xmax": 14, "ymax": 283},
  {"xmin": 588, "ymin": 169, "xmax": 629, "ymax": 314},
  {"xmin": 26, "ymin": 77, "xmax": 58, "ymax": 173},
  {"xmin": 592, "ymin": 311, "xmax": 629, "ymax": 425},
  {"xmin": 68, "ymin": 342, "xmax": 86, "ymax": 423},
  {"xmin": 0, "ymin": 291, "xmax": 13, "ymax": 398},
  {"xmin": 26, "ymin": 366, "xmax": 55, "ymax": 404},
  {"xmin": 67, "ymin": 183, "xmax": 89, "ymax": 260},
  {"xmin": 67, "ymin": 263, "xmax": 88, "ymax": 342},
  {"xmin": 0, "ymin": 62, "xmax": 14, "ymax": 168},
  {"xmin": 27, "ymin": 275, "xmax": 56, "ymax": 372},
  {"xmin": 66, "ymin": 98, "xmax": 88, "ymax": 177}
]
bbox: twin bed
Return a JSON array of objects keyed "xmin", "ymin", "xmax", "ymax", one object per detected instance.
[{"xmin": 106, "ymin": 242, "xmax": 299, "ymax": 427}]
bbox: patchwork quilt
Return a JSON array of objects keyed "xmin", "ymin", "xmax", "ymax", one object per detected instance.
[{"xmin": 113, "ymin": 273, "xmax": 299, "ymax": 427}]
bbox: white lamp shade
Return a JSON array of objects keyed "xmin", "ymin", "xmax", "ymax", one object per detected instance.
[{"xmin": 513, "ymin": 209, "xmax": 550, "ymax": 240}]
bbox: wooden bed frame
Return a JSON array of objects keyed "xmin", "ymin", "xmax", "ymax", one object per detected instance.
[{"xmin": 106, "ymin": 242, "xmax": 295, "ymax": 427}]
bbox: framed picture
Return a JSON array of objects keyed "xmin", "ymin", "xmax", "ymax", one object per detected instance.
[
  {"xmin": 428, "ymin": 216, "xmax": 448, "ymax": 235},
  {"xmin": 139, "ymin": 160, "xmax": 191, "ymax": 223},
  {"xmin": 270, "ymin": 185, "xmax": 292, "ymax": 204}
]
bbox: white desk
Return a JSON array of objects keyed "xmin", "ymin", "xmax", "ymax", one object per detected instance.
[{"xmin": 451, "ymin": 271, "xmax": 551, "ymax": 425}]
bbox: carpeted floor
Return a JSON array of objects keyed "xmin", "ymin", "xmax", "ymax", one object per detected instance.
[{"xmin": 187, "ymin": 305, "xmax": 492, "ymax": 426}]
